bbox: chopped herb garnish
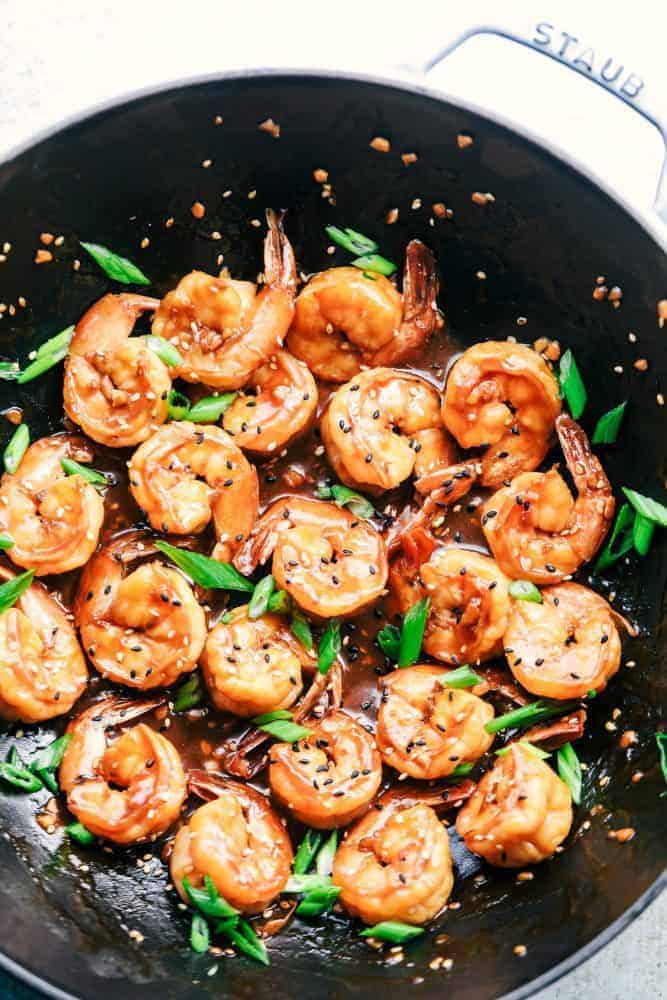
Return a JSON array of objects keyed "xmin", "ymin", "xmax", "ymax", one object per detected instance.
[
  {"xmin": 3, "ymin": 423, "xmax": 29, "ymax": 474},
  {"xmin": 0, "ymin": 761, "xmax": 43, "ymax": 793},
  {"xmin": 330, "ymin": 484, "xmax": 375, "ymax": 519},
  {"xmin": 592, "ymin": 401, "xmax": 627, "ymax": 445},
  {"xmin": 0, "ymin": 534, "xmax": 13, "ymax": 550},
  {"xmin": 398, "ymin": 597, "xmax": 430, "ymax": 667},
  {"xmin": 622, "ymin": 488, "xmax": 667, "ymax": 528},
  {"xmin": 318, "ymin": 619, "xmax": 341, "ymax": 674},
  {"xmin": 655, "ymin": 731, "xmax": 667, "ymax": 795},
  {"xmin": 173, "ymin": 672, "xmax": 204, "ymax": 712},
  {"xmin": 351, "ymin": 254, "xmax": 397, "ymax": 277},
  {"xmin": 155, "ymin": 541, "xmax": 254, "ymax": 592},
  {"xmin": 80, "ymin": 242, "xmax": 150, "ymax": 285},
  {"xmin": 556, "ymin": 742, "xmax": 582, "ymax": 804},
  {"xmin": 360, "ymin": 922, "xmax": 424, "ymax": 944},
  {"xmin": 594, "ymin": 503, "xmax": 635, "ymax": 572},
  {"xmin": 65, "ymin": 822, "xmax": 96, "ymax": 846},
  {"xmin": 296, "ymin": 885, "xmax": 341, "ymax": 917},
  {"xmin": 0, "ymin": 569, "xmax": 35, "ymax": 615},
  {"xmin": 190, "ymin": 913, "xmax": 210, "ymax": 954},
  {"xmin": 292, "ymin": 829, "xmax": 323, "ymax": 875},
  {"xmin": 291, "ymin": 611, "xmax": 314, "ymax": 651},
  {"xmin": 315, "ymin": 830, "xmax": 338, "ymax": 877},
  {"xmin": 17, "ymin": 345, "xmax": 69, "ymax": 384},
  {"xmin": 440, "ymin": 665, "xmax": 482, "ymax": 689},
  {"xmin": 145, "ymin": 335, "xmax": 182, "ymax": 368},
  {"xmin": 267, "ymin": 589, "xmax": 291, "ymax": 615},
  {"xmin": 496, "ymin": 742, "xmax": 551, "ymax": 761},
  {"xmin": 485, "ymin": 699, "xmax": 579, "ymax": 735},
  {"xmin": 558, "ymin": 349, "xmax": 587, "ymax": 419},
  {"xmin": 183, "ymin": 876, "xmax": 239, "ymax": 919},
  {"xmin": 189, "ymin": 393, "xmax": 237, "ymax": 423},
  {"xmin": 632, "ymin": 512, "xmax": 655, "ymax": 556},
  {"xmin": 378, "ymin": 623, "xmax": 401, "ymax": 660},
  {"xmin": 166, "ymin": 389, "xmax": 191, "ymax": 421},
  {"xmin": 61, "ymin": 458, "xmax": 109, "ymax": 487},
  {"xmin": 508, "ymin": 580, "xmax": 543, "ymax": 603},
  {"xmin": 251, "ymin": 710, "xmax": 293, "ymax": 725},
  {"xmin": 248, "ymin": 574, "xmax": 275, "ymax": 620},
  {"xmin": 30, "ymin": 733, "xmax": 72, "ymax": 774},
  {"xmin": 35, "ymin": 326, "xmax": 75, "ymax": 360},
  {"xmin": 284, "ymin": 873, "xmax": 332, "ymax": 894},
  {"xmin": 251, "ymin": 711, "xmax": 312, "ymax": 743},
  {"xmin": 215, "ymin": 917, "xmax": 269, "ymax": 966},
  {"xmin": 324, "ymin": 226, "xmax": 378, "ymax": 256},
  {"xmin": 450, "ymin": 762, "xmax": 474, "ymax": 777},
  {"xmin": 0, "ymin": 362, "xmax": 20, "ymax": 381}
]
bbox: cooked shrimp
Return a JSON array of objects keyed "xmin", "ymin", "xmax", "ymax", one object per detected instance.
[
  {"xmin": 222, "ymin": 349, "xmax": 318, "ymax": 454},
  {"xmin": 0, "ymin": 568, "xmax": 87, "ymax": 723},
  {"xmin": 152, "ymin": 210, "xmax": 296, "ymax": 388},
  {"xmin": 442, "ymin": 341, "xmax": 561, "ymax": 488},
  {"xmin": 201, "ymin": 605, "xmax": 315, "ymax": 717},
  {"xmin": 63, "ymin": 293, "xmax": 170, "ymax": 447},
  {"xmin": 456, "ymin": 743, "xmax": 573, "ymax": 866},
  {"xmin": 128, "ymin": 422, "xmax": 259, "ymax": 562},
  {"xmin": 503, "ymin": 582, "xmax": 625, "ymax": 699},
  {"xmin": 482, "ymin": 414, "xmax": 615, "ymax": 583},
  {"xmin": 321, "ymin": 369, "xmax": 455, "ymax": 495},
  {"xmin": 59, "ymin": 697, "xmax": 187, "ymax": 844},
  {"xmin": 171, "ymin": 776, "xmax": 292, "ymax": 913},
  {"xmin": 234, "ymin": 497, "xmax": 388, "ymax": 618},
  {"xmin": 0, "ymin": 434, "xmax": 104, "ymax": 576},
  {"xmin": 269, "ymin": 710, "xmax": 382, "ymax": 828},
  {"xmin": 74, "ymin": 532, "xmax": 207, "ymax": 690},
  {"xmin": 377, "ymin": 665, "xmax": 494, "ymax": 779},
  {"xmin": 332, "ymin": 798, "xmax": 454, "ymax": 925},
  {"xmin": 288, "ymin": 241, "xmax": 440, "ymax": 383}
]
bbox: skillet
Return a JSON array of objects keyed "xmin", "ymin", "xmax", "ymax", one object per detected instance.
[{"xmin": 0, "ymin": 16, "xmax": 665, "ymax": 1000}]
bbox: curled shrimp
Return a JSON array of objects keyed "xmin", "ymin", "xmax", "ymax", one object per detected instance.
[
  {"xmin": 503, "ymin": 582, "xmax": 627, "ymax": 699},
  {"xmin": 0, "ymin": 568, "xmax": 87, "ymax": 722},
  {"xmin": 201, "ymin": 604, "xmax": 315, "ymax": 717},
  {"xmin": 332, "ymin": 798, "xmax": 454, "ymax": 926},
  {"xmin": 222, "ymin": 349, "xmax": 318, "ymax": 454},
  {"xmin": 321, "ymin": 368, "xmax": 455, "ymax": 495},
  {"xmin": 59, "ymin": 697, "xmax": 187, "ymax": 844},
  {"xmin": 269, "ymin": 710, "xmax": 382, "ymax": 828},
  {"xmin": 152, "ymin": 210, "xmax": 296, "ymax": 389},
  {"xmin": 288, "ymin": 241, "xmax": 440, "ymax": 383},
  {"xmin": 456, "ymin": 743, "xmax": 573, "ymax": 867},
  {"xmin": 234, "ymin": 497, "xmax": 388, "ymax": 618},
  {"xmin": 63, "ymin": 293, "xmax": 169, "ymax": 447},
  {"xmin": 74, "ymin": 532, "xmax": 207, "ymax": 690},
  {"xmin": 377, "ymin": 665, "xmax": 494, "ymax": 779},
  {"xmin": 128, "ymin": 422, "xmax": 259, "ymax": 561},
  {"xmin": 482, "ymin": 415, "xmax": 615, "ymax": 583},
  {"xmin": 442, "ymin": 341, "xmax": 561, "ymax": 488},
  {"xmin": 0, "ymin": 434, "xmax": 104, "ymax": 576},
  {"xmin": 171, "ymin": 774, "xmax": 292, "ymax": 913}
]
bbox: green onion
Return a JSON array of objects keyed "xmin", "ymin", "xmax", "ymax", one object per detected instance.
[
  {"xmin": 216, "ymin": 917, "xmax": 269, "ymax": 966},
  {"xmin": 556, "ymin": 742, "xmax": 582, "ymax": 804},
  {"xmin": 594, "ymin": 503, "xmax": 635, "ymax": 572},
  {"xmin": 0, "ymin": 362, "xmax": 20, "ymax": 381},
  {"xmin": 293, "ymin": 829, "xmax": 323, "ymax": 875},
  {"xmin": 450, "ymin": 762, "xmax": 474, "ymax": 777},
  {"xmin": 633, "ymin": 512, "xmax": 655, "ymax": 556},
  {"xmin": 0, "ymin": 535, "xmax": 13, "ymax": 550},
  {"xmin": 145, "ymin": 335, "xmax": 182, "ymax": 368},
  {"xmin": 592, "ymin": 401, "xmax": 627, "ymax": 445},
  {"xmin": 315, "ymin": 830, "xmax": 338, "ymax": 877},
  {"xmin": 398, "ymin": 597, "xmax": 430, "ymax": 667},
  {"xmin": 30, "ymin": 733, "xmax": 72, "ymax": 774},
  {"xmin": 324, "ymin": 226, "xmax": 378, "ymax": 256},
  {"xmin": 362, "ymin": 271, "xmax": 378, "ymax": 281},
  {"xmin": 17, "ymin": 345, "xmax": 69, "ymax": 384},
  {"xmin": 496, "ymin": 742, "xmax": 551, "ymax": 761},
  {"xmin": 173, "ymin": 672, "xmax": 204, "ymax": 712},
  {"xmin": 558, "ymin": 349, "xmax": 587, "ymax": 419},
  {"xmin": 378, "ymin": 624, "xmax": 401, "ymax": 660},
  {"xmin": 291, "ymin": 611, "xmax": 314, "ymax": 650},
  {"xmin": 622, "ymin": 488, "xmax": 667, "ymax": 528},
  {"xmin": 220, "ymin": 610, "xmax": 234, "ymax": 624},
  {"xmin": 3, "ymin": 424, "xmax": 29, "ymax": 474},
  {"xmin": 0, "ymin": 762, "xmax": 43, "ymax": 793},
  {"xmin": 351, "ymin": 254, "xmax": 397, "ymax": 277},
  {"xmin": 166, "ymin": 389, "xmax": 191, "ymax": 421},
  {"xmin": 189, "ymin": 393, "xmax": 237, "ymax": 422},
  {"xmin": 248, "ymin": 574, "xmax": 275, "ymax": 620},
  {"xmin": 190, "ymin": 913, "xmax": 210, "ymax": 954},
  {"xmin": 296, "ymin": 885, "xmax": 341, "ymax": 917},
  {"xmin": 485, "ymin": 699, "xmax": 579, "ymax": 735},
  {"xmin": 318, "ymin": 619, "xmax": 341, "ymax": 674},
  {"xmin": 6, "ymin": 747, "xmax": 20, "ymax": 766},
  {"xmin": 60, "ymin": 458, "xmax": 109, "ymax": 487},
  {"xmin": 267, "ymin": 589, "xmax": 291, "ymax": 615},
  {"xmin": 656, "ymin": 732, "xmax": 667, "ymax": 793},
  {"xmin": 284, "ymin": 873, "xmax": 333, "ymax": 894},
  {"xmin": 183, "ymin": 876, "xmax": 238, "ymax": 919},
  {"xmin": 360, "ymin": 922, "xmax": 424, "ymax": 944},
  {"xmin": 252, "ymin": 710, "xmax": 293, "ymax": 725},
  {"xmin": 65, "ymin": 822, "xmax": 96, "ymax": 845},
  {"xmin": 330, "ymin": 484, "xmax": 375, "ymax": 520},
  {"xmin": 439, "ymin": 665, "xmax": 481, "ymax": 689},
  {"xmin": 35, "ymin": 326, "xmax": 75, "ymax": 360},
  {"xmin": 508, "ymin": 580, "xmax": 543, "ymax": 603},
  {"xmin": 251, "ymin": 711, "xmax": 312, "ymax": 743},
  {"xmin": 314, "ymin": 483, "xmax": 333, "ymax": 500},
  {"xmin": 0, "ymin": 569, "xmax": 35, "ymax": 615},
  {"xmin": 80, "ymin": 242, "xmax": 150, "ymax": 286},
  {"xmin": 155, "ymin": 541, "xmax": 254, "ymax": 591}
]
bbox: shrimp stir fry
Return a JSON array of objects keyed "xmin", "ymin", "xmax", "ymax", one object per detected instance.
[
  {"xmin": 442, "ymin": 341, "xmax": 561, "ymax": 488},
  {"xmin": 482, "ymin": 415, "xmax": 615, "ymax": 582},
  {"xmin": 59, "ymin": 697, "xmax": 187, "ymax": 844},
  {"xmin": 152, "ymin": 210, "xmax": 296, "ymax": 388},
  {"xmin": 288, "ymin": 241, "xmax": 440, "ymax": 382},
  {"xmin": 63, "ymin": 293, "xmax": 170, "ymax": 447}
]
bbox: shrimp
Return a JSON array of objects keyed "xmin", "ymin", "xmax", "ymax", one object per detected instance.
[
  {"xmin": 59, "ymin": 697, "xmax": 187, "ymax": 844},
  {"xmin": 288, "ymin": 240, "xmax": 441, "ymax": 383},
  {"xmin": 201, "ymin": 604, "xmax": 315, "ymax": 717},
  {"xmin": 152, "ymin": 210, "xmax": 296, "ymax": 389},
  {"xmin": 332, "ymin": 798, "xmax": 454, "ymax": 925},
  {"xmin": 482, "ymin": 414, "xmax": 615, "ymax": 583},
  {"xmin": 503, "ymin": 582, "xmax": 626, "ymax": 699},
  {"xmin": 234, "ymin": 498, "xmax": 388, "ymax": 618},
  {"xmin": 171, "ymin": 775, "xmax": 292, "ymax": 913},
  {"xmin": 63, "ymin": 293, "xmax": 170, "ymax": 448},
  {"xmin": 0, "ymin": 434, "xmax": 104, "ymax": 576},
  {"xmin": 269, "ymin": 710, "xmax": 382, "ymax": 828},
  {"xmin": 0, "ymin": 568, "xmax": 87, "ymax": 723},
  {"xmin": 222, "ymin": 349, "xmax": 318, "ymax": 454},
  {"xmin": 321, "ymin": 369, "xmax": 455, "ymax": 495},
  {"xmin": 74, "ymin": 532, "xmax": 207, "ymax": 690},
  {"xmin": 377, "ymin": 665, "xmax": 494, "ymax": 779},
  {"xmin": 128, "ymin": 422, "xmax": 259, "ymax": 562},
  {"xmin": 442, "ymin": 341, "xmax": 561, "ymax": 488},
  {"xmin": 456, "ymin": 743, "xmax": 573, "ymax": 866}
]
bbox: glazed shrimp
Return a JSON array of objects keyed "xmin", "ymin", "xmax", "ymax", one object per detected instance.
[
  {"xmin": 377, "ymin": 665, "xmax": 494, "ymax": 779},
  {"xmin": 128, "ymin": 422, "xmax": 259, "ymax": 561},
  {"xmin": 152, "ymin": 210, "xmax": 296, "ymax": 389},
  {"xmin": 222, "ymin": 349, "xmax": 318, "ymax": 454},
  {"xmin": 74, "ymin": 532, "xmax": 207, "ymax": 690},
  {"xmin": 332, "ymin": 798, "xmax": 454, "ymax": 925},
  {"xmin": 442, "ymin": 341, "xmax": 561, "ymax": 488},
  {"xmin": 171, "ymin": 775, "xmax": 293, "ymax": 913},
  {"xmin": 269, "ymin": 711, "xmax": 382, "ymax": 828},
  {"xmin": 456, "ymin": 743, "xmax": 573, "ymax": 866},
  {"xmin": 482, "ymin": 414, "xmax": 615, "ymax": 583},
  {"xmin": 321, "ymin": 369, "xmax": 455, "ymax": 495},
  {"xmin": 0, "ymin": 568, "xmax": 87, "ymax": 723},
  {"xmin": 288, "ymin": 240, "xmax": 441, "ymax": 383},
  {"xmin": 0, "ymin": 434, "xmax": 104, "ymax": 576},
  {"xmin": 59, "ymin": 697, "xmax": 187, "ymax": 844},
  {"xmin": 63, "ymin": 293, "xmax": 170, "ymax": 447},
  {"xmin": 503, "ymin": 582, "xmax": 626, "ymax": 699},
  {"xmin": 234, "ymin": 497, "xmax": 388, "ymax": 618},
  {"xmin": 201, "ymin": 605, "xmax": 315, "ymax": 717}
]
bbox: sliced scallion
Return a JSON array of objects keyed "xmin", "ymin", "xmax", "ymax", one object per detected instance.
[
  {"xmin": 330, "ymin": 484, "xmax": 375, "ymax": 520},
  {"xmin": 556, "ymin": 742, "xmax": 582, "ymax": 804},
  {"xmin": 61, "ymin": 458, "xmax": 109, "ymax": 487},
  {"xmin": 216, "ymin": 917, "xmax": 269, "ymax": 966},
  {"xmin": 3, "ymin": 423, "xmax": 29, "ymax": 474},
  {"xmin": 592, "ymin": 401, "xmax": 627, "ymax": 445},
  {"xmin": 183, "ymin": 876, "xmax": 239, "ymax": 919},
  {"xmin": 166, "ymin": 389, "xmax": 191, "ymax": 421},
  {"xmin": 633, "ymin": 511, "xmax": 655, "ymax": 556},
  {"xmin": 248, "ymin": 574, "xmax": 275, "ymax": 620},
  {"xmin": 0, "ymin": 362, "xmax": 20, "ymax": 381},
  {"xmin": 292, "ymin": 829, "xmax": 323, "ymax": 876},
  {"xmin": 267, "ymin": 589, "xmax": 291, "ymax": 615},
  {"xmin": 155, "ymin": 541, "xmax": 254, "ymax": 592},
  {"xmin": 173, "ymin": 672, "xmax": 203, "ymax": 712},
  {"xmin": 318, "ymin": 619, "xmax": 341, "ymax": 674},
  {"xmin": 35, "ymin": 325, "xmax": 75, "ymax": 360},
  {"xmin": 0, "ymin": 762, "xmax": 43, "ymax": 793},
  {"xmin": 65, "ymin": 822, "xmax": 96, "ymax": 846},
  {"xmin": 398, "ymin": 597, "xmax": 429, "ymax": 667},
  {"xmin": 351, "ymin": 254, "xmax": 397, "ymax": 277},
  {"xmin": 296, "ymin": 885, "xmax": 341, "ymax": 916},
  {"xmin": 496, "ymin": 742, "xmax": 551, "ymax": 761},
  {"xmin": 439, "ymin": 665, "xmax": 481, "ymax": 689},
  {"xmin": 315, "ymin": 830, "xmax": 338, "ymax": 877},
  {"xmin": 656, "ymin": 731, "xmax": 667, "ymax": 793},
  {"xmin": 0, "ymin": 569, "xmax": 35, "ymax": 615},
  {"xmin": 378, "ymin": 623, "xmax": 401, "ymax": 660},
  {"xmin": 291, "ymin": 611, "xmax": 314, "ymax": 651},
  {"xmin": 80, "ymin": 242, "xmax": 150, "ymax": 286},
  {"xmin": 190, "ymin": 913, "xmax": 210, "ymax": 954},
  {"xmin": 189, "ymin": 393, "xmax": 237, "ymax": 422},
  {"xmin": 622, "ymin": 488, "xmax": 667, "ymax": 528},
  {"xmin": 324, "ymin": 226, "xmax": 378, "ymax": 256},
  {"xmin": 558, "ymin": 349, "xmax": 587, "ymax": 419},
  {"xmin": 594, "ymin": 503, "xmax": 635, "ymax": 572},
  {"xmin": 0, "ymin": 534, "xmax": 13, "ymax": 550},
  {"xmin": 145, "ymin": 335, "xmax": 182, "ymax": 368},
  {"xmin": 251, "ymin": 711, "xmax": 311, "ymax": 743},
  {"xmin": 485, "ymin": 699, "xmax": 579, "ymax": 735},
  {"xmin": 508, "ymin": 580, "xmax": 543, "ymax": 603},
  {"xmin": 360, "ymin": 922, "xmax": 424, "ymax": 944},
  {"xmin": 17, "ymin": 345, "xmax": 69, "ymax": 384}
]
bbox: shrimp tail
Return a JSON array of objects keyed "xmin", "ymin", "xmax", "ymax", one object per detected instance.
[
  {"xmin": 263, "ymin": 209, "xmax": 297, "ymax": 292},
  {"xmin": 402, "ymin": 240, "xmax": 439, "ymax": 325},
  {"xmin": 71, "ymin": 694, "xmax": 165, "ymax": 732},
  {"xmin": 379, "ymin": 778, "xmax": 476, "ymax": 813},
  {"xmin": 189, "ymin": 769, "xmax": 243, "ymax": 801},
  {"xmin": 556, "ymin": 414, "xmax": 610, "ymax": 495}
]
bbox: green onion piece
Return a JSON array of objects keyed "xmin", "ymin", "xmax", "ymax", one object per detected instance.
[
  {"xmin": 3, "ymin": 424, "xmax": 29, "ymax": 474},
  {"xmin": 251, "ymin": 712, "xmax": 312, "ymax": 743},
  {"xmin": 508, "ymin": 580, "xmax": 543, "ymax": 603},
  {"xmin": 0, "ymin": 362, "xmax": 20, "ymax": 381},
  {"xmin": 0, "ymin": 534, "xmax": 13, "ymax": 550},
  {"xmin": 558, "ymin": 348, "xmax": 587, "ymax": 419},
  {"xmin": 318, "ymin": 619, "xmax": 341, "ymax": 674},
  {"xmin": 35, "ymin": 325, "xmax": 75, "ymax": 360},
  {"xmin": 450, "ymin": 762, "xmax": 474, "ymax": 777},
  {"xmin": 633, "ymin": 512, "xmax": 655, "ymax": 556},
  {"xmin": 594, "ymin": 503, "xmax": 635, "ymax": 572},
  {"xmin": 216, "ymin": 917, "xmax": 269, "ymax": 966},
  {"xmin": 17, "ymin": 345, "xmax": 68, "ymax": 384},
  {"xmin": 440, "ymin": 665, "xmax": 482, "ymax": 689},
  {"xmin": 314, "ymin": 483, "xmax": 332, "ymax": 500},
  {"xmin": 587, "ymin": 689, "xmax": 598, "ymax": 699},
  {"xmin": 378, "ymin": 624, "xmax": 401, "ymax": 660},
  {"xmin": 330, "ymin": 484, "xmax": 375, "ymax": 519},
  {"xmin": 284, "ymin": 873, "xmax": 333, "ymax": 894},
  {"xmin": 292, "ymin": 829, "xmax": 323, "ymax": 875},
  {"xmin": 190, "ymin": 913, "xmax": 210, "ymax": 954},
  {"xmin": 496, "ymin": 742, "xmax": 551, "ymax": 761},
  {"xmin": 166, "ymin": 389, "xmax": 191, "ymax": 421},
  {"xmin": 267, "ymin": 589, "xmax": 291, "ymax": 615},
  {"xmin": 248, "ymin": 574, "xmax": 275, "ymax": 620},
  {"xmin": 0, "ymin": 569, "xmax": 35, "ymax": 615},
  {"xmin": 155, "ymin": 541, "xmax": 254, "ymax": 591},
  {"xmin": 398, "ymin": 597, "xmax": 430, "ymax": 667},
  {"xmin": 622, "ymin": 487, "xmax": 667, "ymax": 528},
  {"xmin": 80, "ymin": 242, "xmax": 150, "ymax": 286},
  {"xmin": 592, "ymin": 401, "xmax": 627, "ymax": 445},
  {"xmin": 315, "ymin": 830, "xmax": 338, "ymax": 877},
  {"xmin": 251, "ymin": 710, "xmax": 293, "ymax": 725},
  {"xmin": 360, "ymin": 922, "xmax": 424, "ymax": 944},
  {"xmin": 183, "ymin": 877, "xmax": 239, "ymax": 919},
  {"xmin": 351, "ymin": 254, "xmax": 397, "ymax": 277},
  {"xmin": 189, "ymin": 393, "xmax": 237, "ymax": 423},
  {"xmin": 556, "ymin": 742, "xmax": 582, "ymax": 804},
  {"xmin": 30, "ymin": 733, "xmax": 72, "ymax": 774},
  {"xmin": 291, "ymin": 611, "xmax": 314, "ymax": 650},
  {"xmin": 0, "ymin": 762, "xmax": 44, "ymax": 793},
  {"xmin": 65, "ymin": 822, "xmax": 96, "ymax": 845},
  {"xmin": 173, "ymin": 672, "xmax": 203, "ymax": 712},
  {"xmin": 60, "ymin": 457, "xmax": 109, "ymax": 487},
  {"xmin": 6, "ymin": 746, "xmax": 20, "ymax": 766},
  {"xmin": 324, "ymin": 226, "xmax": 378, "ymax": 256},
  {"xmin": 220, "ymin": 610, "xmax": 234, "ymax": 624},
  {"xmin": 656, "ymin": 732, "xmax": 667, "ymax": 791},
  {"xmin": 145, "ymin": 335, "xmax": 182, "ymax": 368},
  {"xmin": 362, "ymin": 271, "xmax": 378, "ymax": 281},
  {"xmin": 485, "ymin": 699, "xmax": 579, "ymax": 735},
  {"xmin": 296, "ymin": 885, "xmax": 341, "ymax": 917}
]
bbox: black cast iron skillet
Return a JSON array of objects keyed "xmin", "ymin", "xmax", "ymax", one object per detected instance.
[{"xmin": 0, "ymin": 17, "xmax": 665, "ymax": 1000}]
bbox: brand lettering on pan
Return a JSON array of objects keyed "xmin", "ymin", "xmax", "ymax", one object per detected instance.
[{"xmin": 533, "ymin": 22, "xmax": 644, "ymax": 100}]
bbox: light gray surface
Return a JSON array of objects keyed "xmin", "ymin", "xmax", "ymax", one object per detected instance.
[{"xmin": 0, "ymin": 1, "xmax": 664, "ymax": 998}]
